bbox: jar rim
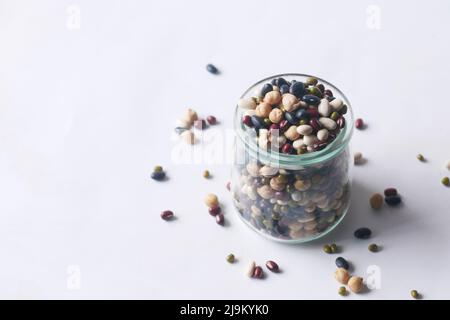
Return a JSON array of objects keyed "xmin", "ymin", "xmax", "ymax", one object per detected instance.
[{"xmin": 234, "ymin": 73, "xmax": 354, "ymax": 167}]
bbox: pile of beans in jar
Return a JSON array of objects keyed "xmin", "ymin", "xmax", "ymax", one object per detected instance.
[
  {"xmin": 232, "ymin": 76, "xmax": 351, "ymax": 241},
  {"xmin": 238, "ymin": 76, "xmax": 347, "ymax": 154}
]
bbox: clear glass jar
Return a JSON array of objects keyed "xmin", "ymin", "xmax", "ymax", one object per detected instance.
[{"xmin": 232, "ymin": 74, "xmax": 354, "ymax": 243}]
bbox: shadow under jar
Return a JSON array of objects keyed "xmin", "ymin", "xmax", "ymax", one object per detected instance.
[{"xmin": 232, "ymin": 74, "xmax": 354, "ymax": 244}]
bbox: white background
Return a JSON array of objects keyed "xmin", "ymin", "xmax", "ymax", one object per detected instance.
[{"xmin": 1, "ymin": 0, "xmax": 449, "ymax": 300}]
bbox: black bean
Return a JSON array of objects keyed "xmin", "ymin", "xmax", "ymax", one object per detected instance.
[
  {"xmin": 295, "ymin": 109, "xmax": 309, "ymax": 120},
  {"xmin": 271, "ymin": 78, "xmax": 277, "ymax": 85},
  {"xmin": 289, "ymin": 81, "xmax": 306, "ymax": 98},
  {"xmin": 206, "ymin": 64, "xmax": 219, "ymax": 74},
  {"xmin": 261, "ymin": 83, "xmax": 273, "ymax": 97},
  {"xmin": 250, "ymin": 115, "xmax": 267, "ymax": 130},
  {"xmin": 335, "ymin": 257, "xmax": 349, "ymax": 270},
  {"xmin": 302, "ymin": 94, "xmax": 320, "ymax": 106},
  {"xmin": 354, "ymin": 227, "xmax": 372, "ymax": 239},
  {"xmin": 280, "ymin": 84, "xmax": 290, "ymax": 95},
  {"xmin": 277, "ymin": 77, "xmax": 288, "ymax": 87},
  {"xmin": 284, "ymin": 112, "xmax": 298, "ymax": 125},
  {"xmin": 385, "ymin": 195, "xmax": 402, "ymax": 206},
  {"xmin": 151, "ymin": 171, "xmax": 166, "ymax": 181}
]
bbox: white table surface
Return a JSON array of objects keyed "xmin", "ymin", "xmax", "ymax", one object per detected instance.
[{"xmin": 1, "ymin": 0, "xmax": 449, "ymax": 300}]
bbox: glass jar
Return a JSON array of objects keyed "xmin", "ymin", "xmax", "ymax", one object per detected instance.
[{"xmin": 231, "ymin": 74, "xmax": 354, "ymax": 243}]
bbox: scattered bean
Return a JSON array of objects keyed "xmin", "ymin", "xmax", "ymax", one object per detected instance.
[
  {"xmin": 206, "ymin": 115, "xmax": 217, "ymax": 125},
  {"xmin": 204, "ymin": 193, "xmax": 219, "ymax": 208},
  {"xmin": 226, "ymin": 254, "xmax": 235, "ymax": 263},
  {"xmin": 194, "ymin": 119, "xmax": 207, "ymax": 130},
  {"xmin": 216, "ymin": 213, "xmax": 224, "ymax": 225},
  {"xmin": 151, "ymin": 171, "xmax": 166, "ymax": 181},
  {"xmin": 203, "ymin": 170, "xmax": 210, "ymax": 179},
  {"xmin": 370, "ymin": 193, "xmax": 383, "ymax": 209},
  {"xmin": 384, "ymin": 188, "xmax": 398, "ymax": 197},
  {"xmin": 368, "ymin": 243, "xmax": 379, "ymax": 252},
  {"xmin": 335, "ymin": 257, "xmax": 349, "ymax": 270},
  {"xmin": 183, "ymin": 108, "xmax": 198, "ymax": 125},
  {"xmin": 253, "ymin": 266, "xmax": 264, "ymax": 279},
  {"xmin": 154, "ymin": 165, "xmax": 163, "ymax": 173},
  {"xmin": 385, "ymin": 195, "xmax": 402, "ymax": 206},
  {"xmin": 209, "ymin": 206, "xmax": 221, "ymax": 216},
  {"xmin": 323, "ymin": 244, "xmax": 332, "ymax": 254},
  {"xmin": 338, "ymin": 286, "xmax": 347, "ymax": 296},
  {"xmin": 442, "ymin": 176, "xmax": 450, "ymax": 186},
  {"xmin": 355, "ymin": 118, "xmax": 364, "ymax": 129},
  {"xmin": 354, "ymin": 227, "xmax": 372, "ymax": 239},
  {"xmin": 266, "ymin": 260, "xmax": 279, "ymax": 272},
  {"xmin": 181, "ymin": 130, "xmax": 195, "ymax": 144},
  {"xmin": 330, "ymin": 243, "xmax": 338, "ymax": 253},
  {"xmin": 348, "ymin": 276, "xmax": 364, "ymax": 293},
  {"xmin": 410, "ymin": 290, "xmax": 419, "ymax": 299},
  {"xmin": 354, "ymin": 152, "xmax": 364, "ymax": 165},
  {"xmin": 247, "ymin": 261, "xmax": 256, "ymax": 277},
  {"xmin": 161, "ymin": 210, "xmax": 174, "ymax": 220},
  {"xmin": 206, "ymin": 64, "xmax": 219, "ymax": 74},
  {"xmin": 335, "ymin": 268, "xmax": 350, "ymax": 284},
  {"xmin": 417, "ymin": 154, "xmax": 425, "ymax": 162}
]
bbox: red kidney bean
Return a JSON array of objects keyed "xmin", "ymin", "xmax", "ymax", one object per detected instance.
[
  {"xmin": 253, "ymin": 266, "xmax": 264, "ymax": 279},
  {"xmin": 161, "ymin": 210, "xmax": 174, "ymax": 220},
  {"xmin": 306, "ymin": 107, "xmax": 319, "ymax": 118},
  {"xmin": 243, "ymin": 115, "xmax": 253, "ymax": 127},
  {"xmin": 269, "ymin": 123, "xmax": 279, "ymax": 133},
  {"xmin": 324, "ymin": 89, "xmax": 333, "ymax": 97},
  {"xmin": 216, "ymin": 213, "xmax": 224, "ymax": 225},
  {"xmin": 279, "ymin": 119, "xmax": 289, "ymax": 132},
  {"xmin": 309, "ymin": 118, "xmax": 322, "ymax": 132},
  {"xmin": 281, "ymin": 143, "xmax": 293, "ymax": 154},
  {"xmin": 337, "ymin": 117, "xmax": 345, "ymax": 129},
  {"xmin": 209, "ymin": 206, "xmax": 221, "ymax": 216},
  {"xmin": 206, "ymin": 115, "xmax": 217, "ymax": 125},
  {"xmin": 384, "ymin": 188, "xmax": 398, "ymax": 197},
  {"xmin": 355, "ymin": 118, "xmax": 364, "ymax": 129},
  {"xmin": 266, "ymin": 260, "xmax": 279, "ymax": 272}
]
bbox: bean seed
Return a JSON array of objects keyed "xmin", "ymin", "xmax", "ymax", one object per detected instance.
[
  {"xmin": 161, "ymin": 210, "xmax": 174, "ymax": 220},
  {"xmin": 302, "ymin": 94, "xmax": 320, "ymax": 106},
  {"xmin": 247, "ymin": 261, "xmax": 256, "ymax": 277},
  {"xmin": 280, "ymin": 84, "xmax": 289, "ymax": 95},
  {"xmin": 304, "ymin": 134, "xmax": 319, "ymax": 146},
  {"xmin": 335, "ymin": 268, "xmax": 350, "ymax": 284},
  {"xmin": 354, "ymin": 227, "xmax": 372, "ymax": 239},
  {"xmin": 206, "ymin": 115, "xmax": 217, "ymax": 125},
  {"xmin": 183, "ymin": 108, "xmax": 198, "ymax": 125},
  {"xmin": 384, "ymin": 188, "xmax": 398, "ymax": 197},
  {"xmin": 385, "ymin": 195, "xmax": 402, "ymax": 206},
  {"xmin": 370, "ymin": 193, "xmax": 383, "ymax": 209},
  {"xmin": 289, "ymin": 81, "xmax": 306, "ymax": 98},
  {"xmin": 284, "ymin": 111, "xmax": 298, "ymax": 125},
  {"xmin": 181, "ymin": 130, "xmax": 195, "ymax": 144},
  {"xmin": 250, "ymin": 115, "xmax": 267, "ymax": 130},
  {"xmin": 354, "ymin": 152, "xmax": 363, "ymax": 165},
  {"xmin": 209, "ymin": 206, "xmax": 221, "ymax": 216},
  {"xmin": 309, "ymin": 118, "xmax": 322, "ymax": 131},
  {"xmin": 266, "ymin": 260, "xmax": 279, "ymax": 272},
  {"xmin": 206, "ymin": 64, "xmax": 219, "ymax": 74},
  {"xmin": 410, "ymin": 290, "xmax": 419, "ymax": 299},
  {"xmin": 442, "ymin": 176, "xmax": 450, "ymax": 186},
  {"xmin": 348, "ymin": 276, "xmax": 363, "ymax": 293},
  {"xmin": 226, "ymin": 254, "xmax": 235, "ymax": 263},
  {"xmin": 253, "ymin": 266, "xmax": 264, "ymax": 279},
  {"xmin": 317, "ymin": 128, "xmax": 329, "ymax": 142},
  {"xmin": 216, "ymin": 213, "xmax": 224, "ymax": 225},
  {"xmin": 261, "ymin": 83, "xmax": 273, "ymax": 97},
  {"xmin": 329, "ymin": 98, "xmax": 343, "ymax": 111},
  {"xmin": 255, "ymin": 102, "xmax": 272, "ymax": 118},
  {"xmin": 338, "ymin": 286, "xmax": 347, "ymax": 296},
  {"xmin": 417, "ymin": 154, "xmax": 425, "ymax": 161},
  {"xmin": 264, "ymin": 91, "xmax": 281, "ymax": 105},
  {"xmin": 295, "ymin": 109, "xmax": 309, "ymax": 120},
  {"xmin": 282, "ymin": 93, "xmax": 299, "ymax": 112},
  {"xmin": 305, "ymin": 77, "xmax": 318, "ymax": 86},
  {"xmin": 368, "ymin": 243, "xmax": 379, "ymax": 252},
  {"xmin": 204, "ymin": 193, "xmax": 219, "ymax": 208},
  {"xmin": 330, "ymin": 111, "xmax": 339, "ymax": 121},
  {"xmin": 269, "ymin": 108, "xmax": 284, "ymax": 123},
  {"xmin": 284, "ymin": 125, "xmax": 300, "ymax": 141},
  {"xmin": 335, "ymin": 257, "xmax": 349, "ymax": 270},
  {"xmin": 297, "ymin": 124, "xmax": 313, "ymax": 136},
  {"xmin": 242, "ymin": 115, "xmax": 253, "ymax": 127},
  {"xmin": 154, "ymin": 165, "xmax": 163, "ymax": 173},
  {"xmin": 151, "ymin": 171, "xmax": 166, "ymax": 181},
  {"xmin": 330, "ymin": 243, "xmax": 338, "ymax": 253},
  {"xmin": 323, "ymin": 244, "xmax": 332, "ymax": 254},
  {"xmin": 194, "ymin": 119, "xmax": 207, "ymax": 130},
  {"xmin": 319, "ymin": 117, "xmax": 337, "ymax": 130},
  {"xmin": 318, "ymin": 99, "xmax": 331, "ymax": 117},
  {"xmin": 355, "ymin": 118, "xmax": 364, "ymax": 129},
  {"xmin": 337, "ymin": 117, "xmax": 345, "ymax": 128}
]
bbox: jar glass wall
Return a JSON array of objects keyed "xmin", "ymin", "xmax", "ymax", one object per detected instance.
[{"xmin": 232, "ymin": 74, "xmax": 354, "ymax": 244}]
